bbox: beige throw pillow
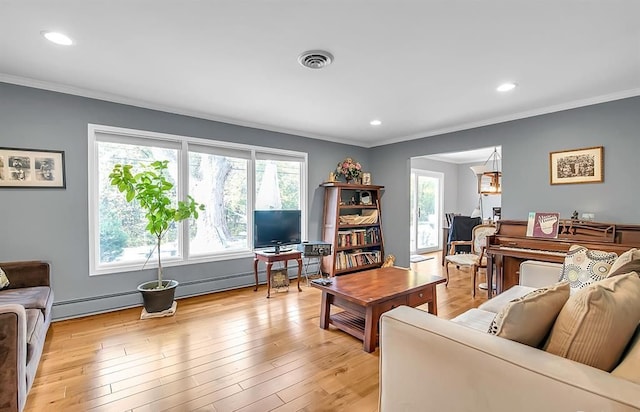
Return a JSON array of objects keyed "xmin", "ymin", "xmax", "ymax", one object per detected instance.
[
  {"xmin": 608, "ymin": 248, "xmax": 640, "ymax": 276},
  {"xmin": 559, "ymin": 245, "xmax": 617, "ymax": 293},
  {"xmin": 544, "ymin": 272, "xmax": 640, "ymax": 371},
  {"xmin": 612, "ymin": 325, "xmax": 640, "ymax": 384},
  {"xmin": 488, "ymin": 282, "xmax": 570, "ymax": 347},
  {"xmin": 608, "ymin": 260, "xmax": 640, "ymax": 278},
  {"xmin": 0, "ymin": 267, "xmax": 9, "ymax": 289}
]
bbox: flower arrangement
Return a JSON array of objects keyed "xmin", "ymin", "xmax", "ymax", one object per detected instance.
[{"xmin": 336, "ymin": 157, "xmax": 362, "ymax": 182}]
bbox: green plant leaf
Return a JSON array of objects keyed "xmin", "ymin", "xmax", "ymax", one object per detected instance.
[{"xmin": 109, "ymin": 160, "xmax": 205, "ymax": 283}]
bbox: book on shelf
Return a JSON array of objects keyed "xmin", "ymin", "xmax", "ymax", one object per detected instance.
[
  {"xmin": 366, "ymin": 227, "xmax": 380, "ymax": 244},
  {"xmin": 337, "ymin": 227, "xmax": 380, "ymax": 248},
  {"xmin": 335, "ymin": 250, "xmax": 382, "ymax": 270},
  {"xmin": 337, "ymin": 230, "xmax": 351, "ymax": 247}
]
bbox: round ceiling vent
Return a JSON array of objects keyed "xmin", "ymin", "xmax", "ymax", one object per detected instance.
[{"xmin": 298, "ymin": 50, "xmax": 334, "ymax": 69}]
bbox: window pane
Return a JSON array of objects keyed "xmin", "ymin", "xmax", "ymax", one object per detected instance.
[
  {"xmin": 255, "ymin": 159, "xmax": 301, "ymax": 210},
  {"xmin": 188, "ymin": 151, "xmax": 249, "ymax": 255},
  {"xmin": 97, "ymin": 141, "xmax": 179, "ymax": 266},
  {"xmin": 90, "ymin": 125, "xmax": 307, "ymax": 275}
]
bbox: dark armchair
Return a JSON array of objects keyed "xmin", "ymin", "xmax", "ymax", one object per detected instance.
[{"xmin": 447, "ymin": 216, "xmax": 482, "ymax": 256}]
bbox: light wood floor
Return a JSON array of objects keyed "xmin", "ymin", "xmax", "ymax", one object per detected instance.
[{"xmin": 26, "ymin": 252, "xmax": 488, "ymax": 412}]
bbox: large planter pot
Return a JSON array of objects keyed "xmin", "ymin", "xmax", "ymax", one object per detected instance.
[{"xmin": 137, "ymin": 280, "xmax": 179, "ymax": 313}]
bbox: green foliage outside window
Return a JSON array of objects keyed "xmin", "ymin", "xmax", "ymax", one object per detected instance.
[{"xmin": 96, "ymin": 138, "xmax": 302, "ymax": 269}]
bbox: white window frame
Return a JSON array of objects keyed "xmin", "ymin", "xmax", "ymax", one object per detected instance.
[{"xmin": 88, "ymin": 124, "xmax": 308, "ymax": 276}]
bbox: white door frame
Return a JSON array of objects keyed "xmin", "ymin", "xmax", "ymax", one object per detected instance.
[{"xmin": 410, "ymin": 168, "xmax": 444, "ymax": 254}]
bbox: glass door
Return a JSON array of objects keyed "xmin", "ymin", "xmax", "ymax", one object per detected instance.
[{"xmin": 410, "ymin": 169, "xmax": 443, "ymax": 254}]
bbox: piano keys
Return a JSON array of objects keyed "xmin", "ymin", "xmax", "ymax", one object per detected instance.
[{"xmin": 486, "ymin": 219, "xmax": 640, "ymax": 298}]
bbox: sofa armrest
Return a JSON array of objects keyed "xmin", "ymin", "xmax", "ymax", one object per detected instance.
[
  {"xmin": 379, "ymin": 306, "xmax": 640, "ymax": 412},
  {"xmin": 519, "ymin": 260, "xmax": 563, "ymax": 288},
  {"xmin": 0, "ymin": 304, "xmax": 28, "ymax": 412},
  {"xmin": 0, "ymin": 261, "xmax": 50, "ymax": 289}
]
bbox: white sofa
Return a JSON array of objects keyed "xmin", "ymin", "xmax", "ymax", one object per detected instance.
[{"xmin": 379, "ymin": 261, "xmax": 640, "ymax": 412}]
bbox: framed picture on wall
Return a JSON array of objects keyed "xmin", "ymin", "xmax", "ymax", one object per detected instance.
[
  {"xmin": 549, "ymin": 146, "xmax": 603, "ymax": 185},
  {"xmin": 0, "ymin": 147, "xmax": 66, "ymax": 188}
]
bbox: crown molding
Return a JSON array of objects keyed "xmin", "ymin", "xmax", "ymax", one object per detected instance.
[
  {"xmin": 2, "ymin": 73, "xmax": 639, "ymax": 149},
  {"xmin": 372, "ymin": 88, "xmax": 640, "ymax": 148},
  {"xmin": 0, "ymin": 74, "xmax": 360, "ymax": 147}
]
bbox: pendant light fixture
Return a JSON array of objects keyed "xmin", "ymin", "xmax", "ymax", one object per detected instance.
[
  {"xmin": 481, "ymin": 147, "xmax": 502, "ymax": 194},
  {"xmin": 469, "ymin": 147, "xmax": 502, "ymax": 195}
]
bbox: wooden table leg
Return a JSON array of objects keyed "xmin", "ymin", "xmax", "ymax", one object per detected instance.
[
  {"xmin": 253, "ymin": 256, "xmax": 259, "ymax": 292},
  {"xmin": 363, "ymin": 305, "xmax": 376, "ymax": 353},
  {"xmin": 266, "ymin": 262, "xmax": 272, "ymax": 298},
  {"xmin": 296, "ymin": 256, "xmax": 302, "ymax": 292},
  {"xmin": 428, "ymin": 285, "xmax": 438, "ymax": 315},
  {"xmin": 319, "ymin": 292, "xmax": 330, "ymax": 329}
]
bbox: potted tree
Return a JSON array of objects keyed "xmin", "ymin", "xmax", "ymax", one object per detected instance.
[{"xmin": 109, "ymin": 160, "xmax": 204, "ymax": 313}]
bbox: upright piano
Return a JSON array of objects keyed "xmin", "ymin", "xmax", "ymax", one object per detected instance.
[{"xmin": 486, "ymin": 219, "xmax": 640, "ymax": 298}]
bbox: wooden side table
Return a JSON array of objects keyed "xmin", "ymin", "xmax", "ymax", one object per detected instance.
[{"xmin": 253, "ymin": 250, "xmax": 302, "ymax": 298}]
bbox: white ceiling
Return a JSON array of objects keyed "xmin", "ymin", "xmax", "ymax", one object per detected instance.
[{"xmin": 1, "ymin": 1, "xmax": 639, "ymax": 148}]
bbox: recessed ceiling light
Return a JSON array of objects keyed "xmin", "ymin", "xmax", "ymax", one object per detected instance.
[
  {"xmin": 496, "ymin": 82, "xmax": 517, "ymax": 92},
  {"xmin": 41, "ymin": 31, "xmax": 73, "ymax": 46},
  {"xmin": 370, "ymin": 120, "xmax": 382, "ymax": 126}
]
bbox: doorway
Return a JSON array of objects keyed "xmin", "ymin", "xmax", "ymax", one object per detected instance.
[
  {"xmin": 409, "ymin": 146, "xmax": 502, "ymax": 261},
  {"xmin": 410, "ymin": 169, "xmax": 443, "ymax": 254}
]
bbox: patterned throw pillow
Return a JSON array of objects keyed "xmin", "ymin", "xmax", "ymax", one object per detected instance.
[
  {"xmin": 488, "ymin": 282, "xmax": 570, "ymax": 347},
  {"xmin": 0, "ymin": 267, "xmax": 9, "ymax": 289},
  {"xmin": 559, "ymin": 245, "xmax": 617, "ymax": 293}
]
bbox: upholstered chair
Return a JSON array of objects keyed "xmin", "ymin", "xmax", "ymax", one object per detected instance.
[{"xmin": 444, "ymin": 224, "xmax": 497, "ymax": 296}]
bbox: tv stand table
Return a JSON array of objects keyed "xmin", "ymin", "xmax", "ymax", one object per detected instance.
[{"xmin": 253, "ymin": 250, "xmax": 302, "ymax": 298}]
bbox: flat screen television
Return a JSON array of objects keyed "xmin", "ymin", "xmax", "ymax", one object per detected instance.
[{"xmin": 254, "ymin": 210, "xmax": 301, "ymax": 253}]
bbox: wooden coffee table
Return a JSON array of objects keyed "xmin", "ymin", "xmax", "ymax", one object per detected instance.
[{"xmin": 310, "ymin": 266, "xmax": 445, "ymax": 352}]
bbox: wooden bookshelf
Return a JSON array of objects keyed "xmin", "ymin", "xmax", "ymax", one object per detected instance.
[{"xmin": 320, "ymin": 182, "xmax": 385, "ymax": 276}]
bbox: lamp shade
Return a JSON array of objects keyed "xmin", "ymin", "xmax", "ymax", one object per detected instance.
[{"xmin": 469, "ymin": 165, "xmax": 487, "ymax": 175}]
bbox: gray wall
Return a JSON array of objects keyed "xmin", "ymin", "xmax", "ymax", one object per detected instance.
[
  {"xmin": 371, "ymin": 96, "xmax": 640, "ymax": 267},
  {"xmin": 0, "ymin": 82, "xmax": 369, "ymax": 319},
  {"xmin": 456, "ymin": 163, "xmax": 481, "ymax": 217},
  {"xmin": 2, "ymin": 82, "xmax": 638, "ymax": 318}
]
